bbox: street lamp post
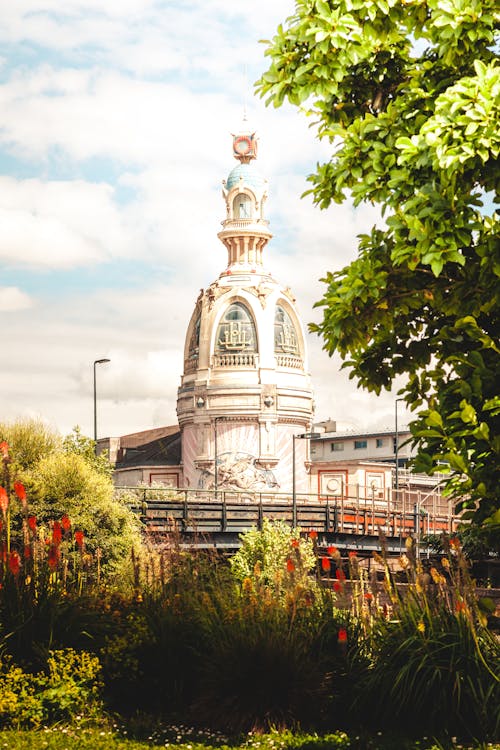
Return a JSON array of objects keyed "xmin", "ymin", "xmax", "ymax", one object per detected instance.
[
  {"xmin": 93, "ymin": 358, "xmax": 110, "ymax": 452},
  {"xmin": 394, "ymin": 397, "xmax": 404, "ymax": 498},
  {"xmin": 292, "ymin": 432, "xmax": 321, "ymax": 526},
  {"xmin": 214, "ymin": 417, "xmax": 223, "ymax": 499}
]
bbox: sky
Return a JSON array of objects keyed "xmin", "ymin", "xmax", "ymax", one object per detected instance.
[{"xmin": 0, "ymin": 0, "xmax": 410, "ymax": 440}]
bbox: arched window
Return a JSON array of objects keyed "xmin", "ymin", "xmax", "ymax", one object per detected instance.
[
  {"xmin": 185, "ymin": 313, "xmax": 201, "ymax": 372},
  {"xmin": 216, "ymin": 302, "xmax": 257, "ymax": 353},
  {"xmin": 274, "ymin": 306, "xmax": 299, "ymax": 355},
  {"xmin": 233, "ymin": 193, "xmax": 252, "ymax": 219}
]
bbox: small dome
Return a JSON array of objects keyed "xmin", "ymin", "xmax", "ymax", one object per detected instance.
[{"xmin": 226, "ymin": 162, "xmax": 266, "ymax": 192}]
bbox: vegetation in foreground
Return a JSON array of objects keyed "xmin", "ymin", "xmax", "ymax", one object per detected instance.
[
  {"xmin": 0, "ymin": 436, "xmax": 499, "ymax": 747},
  {"xmin": 0, "ymin": 726, "xmax": 498, "ymax": 750}
]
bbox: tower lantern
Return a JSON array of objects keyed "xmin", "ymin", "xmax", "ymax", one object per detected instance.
[{"xmin": 177, "ymin": 126, "xmax": 314, "ymax": 494}]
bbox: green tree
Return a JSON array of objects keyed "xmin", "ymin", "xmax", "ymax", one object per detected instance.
[
  {"xmin": 62, "ymin": 425, "xmax": 113, "ymax": 479},
  {"xmin": 27, "ymin": 452, "xmax": 140, "ymax": 575},
  {"xmin": 257, "ymin": 0, "xmax": 500, "ymax": 543},
  {"xmin": 0, "ymin": 419, "xmax": 61, "ymax": 471}
]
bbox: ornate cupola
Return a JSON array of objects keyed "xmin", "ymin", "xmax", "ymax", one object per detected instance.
[
  {"xmin": 218, "ymin": 127, "xmax": 272, "ymax": 271},
  {"xmin": 176, "ymin": 123, "xmax": 315, "ymax": 495}
]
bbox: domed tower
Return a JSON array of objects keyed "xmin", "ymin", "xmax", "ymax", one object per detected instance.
[{"xmin": 176, "ymin": 123, "xmax": 314, "ymax": 493}]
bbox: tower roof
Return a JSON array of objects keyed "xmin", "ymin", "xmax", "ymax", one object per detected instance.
[{"xmin": 226, "ymin": 162, "xmax": 266, "ymax": 191}]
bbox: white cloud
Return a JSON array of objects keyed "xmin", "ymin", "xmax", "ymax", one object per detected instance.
[
  {"xmin": 0, "ymin": 176, "xmax": 138, "ymax": 268},
  {"xmin": 0, "ymin": 286, "xmax": 34, "ymax": 311}
]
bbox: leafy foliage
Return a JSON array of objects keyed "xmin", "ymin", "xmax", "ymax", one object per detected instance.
[
  {"xmin": 0, "ymin": 649, "xmax": 102, "ymax": 728},
  {"xmin": 230, "ymin": 519, "xmax": 317, "ymax": 592},
  {"xmin": 257, "ymin": 0, "xmax": 500, "ymax": 540}
]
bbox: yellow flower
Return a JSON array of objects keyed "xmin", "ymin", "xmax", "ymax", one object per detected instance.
[{"xmin": 417, "ymin": 620, "xmax": 425, "ymax": 633}]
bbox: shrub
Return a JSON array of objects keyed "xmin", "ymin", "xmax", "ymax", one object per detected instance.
[{"xmin": 0, "ymin": 649, "xmax": 102, "ymax": 728}]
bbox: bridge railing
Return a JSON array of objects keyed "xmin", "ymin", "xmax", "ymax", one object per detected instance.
[{"xmin": 115, "ymin": 486, "xmax": 461, "ymax": 538}]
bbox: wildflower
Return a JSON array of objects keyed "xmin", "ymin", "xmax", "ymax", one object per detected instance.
[
  {"xmin": 242, "ymin": 577, "xmax": 253, "ymax": 595},
  {"xmin": 321, "ymin": 557, "xmax": 331, "ymax": 572},
  {"xmin": 327, "ymin": 545, "xmax": 339, "ymax": 557},
  {"xmin": 27, "ymin": 515, "xmax": 37, "ymax": 532},
  {"xmin": 13, "ymin": 482, "xmax": 27, "ymax": 505},
  {"xmin": 399, "ymin": 554, "xmax": 410, "ymax": 569},
  {"xmin": 336, "ymin": 568, "xmax": 346, "ymax": 581},
  {"xmin": 291, "ymin": 538, "xmax": 299, "ymax": 548},
  {"xmin": 348, "ymin": 550, "xmax": 357, "ymax": 558},
  {"xmin": 333, "ymin": 580, "xmax": 343, "ymax": 593},
  {"xmin": 24, "ymin": 545, "xmax": 31, "ymax": 560},
  {"xmin": 47, "ymin": 544, "xmax": 60, "ymax": 570},
  {"xmin": 0, "ymin": 442, "xmax": 9, "ymax": 458},
  {"xmin": 286, "ymin": 558, "xmax": 295, "ymax": 573},
  {"xmin": 441, "ymin": 557, "xmax": 450, "ymax": 570},
  {"xmin": 338, "ymin": 627, "xmax": 348, "ymax": 643},
  {"xmin": 455, "ymin": 599, "xmax": 467, "ymax": 614},
  {"xmin": 364, "ymin": 592, "xmax": 373, "ymax": 601},
  {"xmin": 0, "ymin": 487, "xmax": 8, "ymax": 514},
  {"xmin": 417, "ymin": 620, "xmax": 425, "ymax": 633},
  {"xmin": 9, "ymin": 550, "xmax": 21, "ymax": 575},
  {"xmin": 308, "ymin": 530, "xmax": 318, "ymax": 539},
  {"xmin": 405, "ymin": 536, "xmax": 414, "ymax": 550},
  {"xmin": 450, "ymin": 536, "xmax": 461, "ymax": 550},
  {"xmin": 52, "ymin": 521, "xmax": 62, "ymax": 544},
  {"xmin": 61, "ymin": 514, "xmax": 71, "ymax": 532}
]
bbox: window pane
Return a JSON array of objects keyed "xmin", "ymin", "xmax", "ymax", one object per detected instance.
[{"xmin": 216, "ymin": 302, "xmax": 257, "ymax": 353}]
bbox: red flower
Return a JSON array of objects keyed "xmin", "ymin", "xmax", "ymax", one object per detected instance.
[
  {"xmin": 27, "ymin": 515, "xmax": 37, "ymax": 532},
  {"xmin": 61, "ymin": 514, "xmax": 71, "ymax": 532},
  {"xmin": 338, "ymin": 627, "xmax": 348, "ymax": 643},
  {"xmin": 52, "ymin": 521, "xmax": 62, "ymax": 545},
  {"xmin": 327, "ymin": 545, "xmax": 338, "ymax": 556},
  {"xmin": 0, "ymin": 487, "xmax": 8, "ymax": 514},
  {"xmin": 47, "ymin": 544, "xmax": 60, "ymax": 570},
  {"xmin": 0, "ymin": 442, "xmax": 9, "ymax": 459},
  {"xmin": 333, "ymin": 580, "xmax": 343, "ymax": 593},
  {"xmin": 321, "ymin": 557, "xmax": 331, "ymax": 572},
  {"xmin": 348, "ymin": 550, "xmax": 357, "ymax": 559},
  {"xmin": 336, "ymin": 569, "xmax": 346, "ymax": 582},
  {"xmin": 450, "ymin": 536, "xmax": 461, "ymax": 550},
  {"xmin": 291, "ymin": 539, "xmax": 300, "ymax": 548},
  {"xmin": 308, "ymin": 530, "xmax": 318, "ymax": 539},
  {"xmin": 8, "ymin": 550, "xmax": 21, "ymax": 576},
  {"xmin": 286, "ymin": 558, "xmax": 295, "ymax": 572},
  {"xmin": 364, "ymin": 592, "xmax": 373, "ymax": 601},
  {"xmin": 13, "ymin": 482, "xmax": 27, "ymax": 505},
  {"xmin": 24, "ymin": 545, "xmax": 32, "ymax": 560},
  {"xmin": 74, "ymin": 530, "xmax": 84, "ymax": 548}
]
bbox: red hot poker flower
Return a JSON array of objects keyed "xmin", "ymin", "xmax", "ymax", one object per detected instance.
[
  {"xmin": 333, "ymin": 580, "xmax": 343, "ymax": 593},
  {"xmin": 9, "ymin": 550, "xmax": 21, "ymax": 576},
  {"xmin": 286, "ymin": 558, "xmax": 295, "ymax": 573},
  {"xmin": 336, "ymin": 569, "xmax": 346, "ymax": 582},
  {"xmin": 0, "ymin": 487, "xmax": 9, "ymax": 514},
  {"xmin": 47, "ymin": 544, "xmax": 60, "ymax": 570},
  {"xmin": 13, "ymin": 482, "xmax": 27, "ymax": 505},
  {"xmin": 308, "ymin": 530, "xmax": 318, "ymax": 539},
  {"xmin": 291, "ymin": 539, "xmax": 300, "ymax": 548},
  {"xmin": 24, "ymin": 545, "xmax": 32, "ymax": 560},
  {"xmin": 27, "ymin": 516, "xmax": 37, "ymax": 532},
  {"xmin": 0, "ymin": 442, "xmax": 9, "ymax": 458},
  {"xmin": 327, "ymin": 545, "xmax": 338, "ymax": 556},
  {"xmin": 61, "ymin": 514, "xmax": 71, "ymax": 532},
  {"xmin": 52, "ymin": 521, "xmax": 62, "ymax": 545},
  {"xmin": 321, "ymin": 557, "xmax": 331, "ymax": 572},
  {"xmin": 74, "ymin": 530, "xmax": 84, "ymax": 548},
  {"xmin": 338, "ymin": 627, "xmax": 348, "ymax": 643},
  {"xmin": 348, "ymin": 550, "xmax": 358, "ymax": 559}
]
